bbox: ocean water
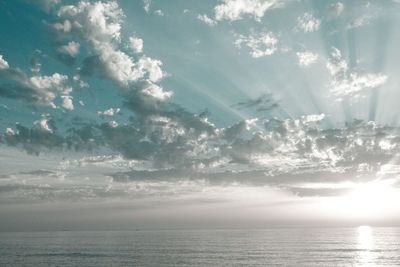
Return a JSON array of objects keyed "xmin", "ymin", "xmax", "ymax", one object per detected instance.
[{"xmin": 0, "ymin": 227, "xmax": 399, "ymax": 266}]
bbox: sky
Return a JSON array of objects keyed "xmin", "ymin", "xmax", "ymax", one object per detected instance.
[{"xmin": 1, "ymin": 0, "xmax": 400, "ymax": 231}]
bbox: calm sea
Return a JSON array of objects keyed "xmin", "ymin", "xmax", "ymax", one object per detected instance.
[{"xmin": 0, "ymin": 227, "xmax": 399, "ymax": 266}]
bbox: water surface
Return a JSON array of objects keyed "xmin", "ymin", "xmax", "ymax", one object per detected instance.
[{"xmin": 0, "ymin": 227, "xmax": 399, "ymax": 266}]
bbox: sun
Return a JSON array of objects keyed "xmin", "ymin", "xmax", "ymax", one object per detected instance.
[
  {"xmin": 323, "ymin": 180, "xmax": 399, "ymax": 221},
  {"xmin": 342, "ymin": 180, "xmax": 398, "ymax": 219}
]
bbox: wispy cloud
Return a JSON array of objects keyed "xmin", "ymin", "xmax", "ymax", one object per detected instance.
[
  {"xmin": 296, "ymin": 13, "xmax": 321, "ymax": 33},
  {"xmin": 214, "ymin": 0, "xmax": 282, "ymax": 22},
  {"xmin": 296, "ymin": 51, "xmax": 319, "ymax": 67},
  {"xmin": 327, "ymin": 48, "xmax": 388, "ymax": 100},
  {"xmin": 235, "ymin": 31, "xmax": 279, "ymax": 58}
]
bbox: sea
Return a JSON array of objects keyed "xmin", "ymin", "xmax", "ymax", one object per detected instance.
[{"xmin": 0, "ymin": 227, "xmax": 399, "ymax": 266}]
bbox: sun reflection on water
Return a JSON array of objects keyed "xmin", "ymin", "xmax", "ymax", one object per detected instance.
[{"xmin": 357, "ymin": 226, "xmax": 374, "ymax": 266}]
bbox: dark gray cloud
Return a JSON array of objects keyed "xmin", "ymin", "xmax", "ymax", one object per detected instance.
[
  {"xmin": 0, "ymin": 183, "xmax": 124, "ymax": 203},
  {"xmin": 108, "ymin": 164, "xmax": 375, "ymax": 186},
  {"xmin": 231, "ymin": 93, "xmax": 279, "ymax": 113},
  {"xmin": 0, "ymin": 59, "xmax": 73, "ymax": 109},
  {"xmin": 4, "ymin": 121, "xmax": 64, "ymax": 155},
  {"xmin": 4, "ymin": 114, "xmax": 400, "ymax": 182}
]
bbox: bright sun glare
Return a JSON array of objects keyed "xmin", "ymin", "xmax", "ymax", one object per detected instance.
[
  {"xmin": 347, "ymin": 181, "xmax": 396, "ymax": 216},
  {"xmin": 358, "ymin": 225, "xmax": 373, "ymax": 249},
  {"xmin": 357, "ymin": 225, "xmax": 375, "ymax": 265},
  {"xmin": 326, "ymin": 180, "xmax": 399, "ymax": 220}
]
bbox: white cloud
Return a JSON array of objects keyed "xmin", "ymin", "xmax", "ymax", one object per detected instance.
[
  {"xmin": 5, "ymin": 128, "xmax": 15, "ymax": 136},
  {"xmin": 235, "ymin": 31, "xmax": 278, "ymax": 58},
  {"xmin": 0, "ymin": 55, "xmax": 9, "ymax": 69},
  {"xmin": 197, "ymin": 14, "xmax": 217, "ymax": 26},
  {"xmin": 143, "ymin": 0, "xmax": 151, "ymax": 13},
  {"xmin": 28, "ymin": 73, "xmax": 72, "ymax": 108},
  {"xmin": 302, "ymin": 113, "xmax": 325, "ymax": 123},
  {"xmin": 29, "ymin": 73, "xmax": 67, "ymax": 91},
  {"xmin": 0, "ymin": 55, "xmax": 73, "ymax": 108},
  {"xmin": 137, "ymin": 56, "xmax": 164, "ymax": 83},
  {"xmin": 347, "ymin": 14, "xmax": 372, "ymax": 29},
  {"xmin": 345, "ymin": 2, "xmax": 379, "ymax": 29},
  {"xmin": 154, "ymin": 10, "xmax": 164, "ymax": 16},
  {"xmin": 57, "ymin": 41, "xmax": 80, "ymax": 57},
  {"xmin": 214, "ymin": 0, "xmax": 282, "ymax": 22},
  {"xmin": 127, "ymin": 37, "xmax": 143, "ymax": 54},
  {"xmin": 141, "ymin": 83, "xmax": 173, "ymax": 101},
  {"xmin": 57, "ymin": 1, "xmax": 123, "ymax": 41},
  {"xmin": 297, "ymin": 13, "xmax": 321, "ymax": 33},
  {"xmin": 108, "ymin": 121, "xmax": 119, "ymax": 128},
  {"xmin": 73, "ymin": 75, "xmax": 89, "ymax": 88},
  {"xmin": 34, "ymin": 118, "xmax": 53, "ymax": 133},
  {"xmin": 329, "ymin": 2, "xmax": 344, "ymax": 17},
  {"xmin": 326, "ymin": 48, "xmax": 348, "ymax": 77},
  {"xmin": 98, "ymin": 47, "xmax": 139, "ymax": 85},
  {"xmin": 52, "ymin": 20, "xmax": 72, "ymax": 32},
  {"xmin": 61, "ymin": 95, "xmax": 74, "ymax": 111},
  {"xmin": 327, "ymin": 48, "xmax": 388, "ymax": 99},
  {"xmin": 331, "ymin": 73, "xmax": 388, "ymax": 98},
  {"xmin": 55, "ymin": 1, "xmax": 164, "ymax": 87},
  {"xmin": 98, "ymin": 108, "xmax": 121, "ymax": 116},
  {"xmin": 296, "ymin": 51, "xmax": 318, "ymax": 67}
]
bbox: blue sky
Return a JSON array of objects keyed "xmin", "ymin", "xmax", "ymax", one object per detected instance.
[{"xmin": 1, "ymin": 0, "xmax": 400, "ymax": 230}]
